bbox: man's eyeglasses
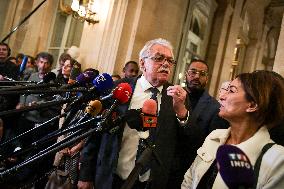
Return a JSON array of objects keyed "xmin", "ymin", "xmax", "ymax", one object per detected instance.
[
  {"xmin": 187, "ymin": 69, "xmax": 208, "ymax": 77},
  {"xmin": 144, "ymin": 54, "xmax": 176, "ymax": 65}
]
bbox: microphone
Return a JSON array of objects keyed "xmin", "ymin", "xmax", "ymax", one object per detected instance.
[
  {"xmin": 0, "ymin": 97, "xmax": 75, "ymax": 117},
  {"xmin": 141, "ymin": 99, "xmax": 157, "ymax": 128},
  {"xmin": 121, "ymin": 100, "xmax": 163, "ymax": 189},
  {"xmin": 0, "ymin": 87, "xmax": 88, "ymax": 95},
  {"xmin": 37, "ymin": 72, "xmax": 56, "ymax": 84},
  {"xmin": 0, "ymin": 72, "xmax": 58, "ymax": 92},
  {"xmin": 92, "ymin": 73, "xmax": 114, "ymax": 93},
  {"xmin": 80, "ymin": 70, "xmax": 98, "ymax": 83},
  {"xmin": 19, "ymin": 55, "xmax": 28, "ymax": 74},
  {"xmin": 63, "ymin": 73, "xmax": 114, "ymax": 114},
  {"xmin": 98, "ymin": 82, "xmax": 132, "ymax": 105},
  {"xmin": 60, "ymin": 71, "xmax": 94, "ymax": 89},
  {"xmin": 69, "ymin": 100, "xmax": 103, "ymax": 126},
  {"xmin": 125, "ymin": 99, "xmax": 158, "ymax": 131},
  {"xmin": 94, "ymin": 83, "xmax": 132, "ymax": 134},
  {"xmin": 216, "ymin": 145, "xmax": 255, "ymax": 189},
  {"xmin": 26, "ymin": 100, "xmax": 103, "ymax": 151}
]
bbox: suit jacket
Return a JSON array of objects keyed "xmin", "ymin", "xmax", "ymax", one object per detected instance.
[
  {"xmin": 79, "ymin": 77, "xmax": 179, "ymax": 189},
  {"xmin": 167, "ymin": 90, "xmax": 229, "ymax": 188}
]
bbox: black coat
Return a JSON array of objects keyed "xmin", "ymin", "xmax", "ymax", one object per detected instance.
[{"xmin": 79, "ymin": 77, "xmax": 180, "ymax": 189}]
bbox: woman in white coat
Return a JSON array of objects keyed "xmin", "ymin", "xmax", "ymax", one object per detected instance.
[{"xmin": 182, "ymin": 70, "xmax": 284, "ymax": 189}]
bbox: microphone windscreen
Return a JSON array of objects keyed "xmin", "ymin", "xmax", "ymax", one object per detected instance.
[
  {"xmin": 76, "ymin": 73, "xmax": 89, "ymax": 85},
  {"xmin": 142, "ymin": 99, "xmax": 157, "ymax": 115},
  {"xmin": 19, "ymin": 56, "xmax": 28, "ymax": 74},
  {"xmin": 125, "ymin": 109, "xmax": 143, "ymax": 131},
  {"xmin": 112, "ymin": 83, "xmax": 132, "ymax": 104},
  {"xmin": 43, "ymin": 72, "xmax": 56, "ymax": 83},
  {"xmin": 85, "ymin": 100, "xmax": 102, "ymax": 116},
  {"xmin": 82, "ymin": 70, "xmax": 97, "ymax": 83},
  {"xmin": 93, "ymin": 73, "xmax": 114, "ymax": 92},
  {"xmin": 141, "ymin": 99, "xmax": 157, "ymax": 128},
  {"xmin": 216, "ymin": 145, "xmax": 255, "ymax": 189}
]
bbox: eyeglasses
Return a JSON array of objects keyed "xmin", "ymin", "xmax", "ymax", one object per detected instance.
[
  {"xmin": 144, "ymin": 54, "xmax": 176, "ymax": 65},
  {"xmin": 187, "ymin": 69, "xmax": 208, "ymax": 77}
]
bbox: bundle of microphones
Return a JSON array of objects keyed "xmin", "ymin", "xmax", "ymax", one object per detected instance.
[
  {"xmin": 0, "ymin": 56, "xmax": 162, "ymax": 183},
  {"xmin": 0, "ymin": 57, "xmax": 257, "ymax": 188}
]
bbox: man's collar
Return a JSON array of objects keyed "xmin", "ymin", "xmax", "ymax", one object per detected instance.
[{"xmin": 139, "ymin": 75, "xmax": 163, "ymax": 93}]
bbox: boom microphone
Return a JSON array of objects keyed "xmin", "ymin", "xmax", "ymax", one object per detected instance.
[
  {"xmin": 216, "ymin": 145, "xmax": 255, "ymax": 189},
  {"xmin": 80, "ymin": 70, "xmax": 97, "ymax": 83},
  {"xmin": 141, "ymin": 99, "xmax": 157, "ymax": 128},
  {"xmin": 0, "ymin": 72, "xmax": 58, "ymax": 92},
  {"xmin": 70, "ymin": 100, "xmax": 103, "ymax": 126},
  {"xmin": 60, "ymin": 71, "xmax": 94, "ymax": 89},
  {"xmin": 96, "ymin": 83, "xmax": 132, "ymax": 133},
  {"xmin": 125, "ymin": 99, "xmax": 158, "ymax": 131},
  {"xmin": 63, "ymin": 73, "xmax": 114, "ymax": 113}
]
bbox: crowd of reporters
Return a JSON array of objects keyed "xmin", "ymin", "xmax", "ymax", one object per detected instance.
[{"xmin": 0, "ymin": 38, "xmax": 284, "ymax": 189}]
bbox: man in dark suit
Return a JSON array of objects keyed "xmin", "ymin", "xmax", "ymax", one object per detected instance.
[
  {"xmin": 167, "ymin": 59, "xmax": 229, "ymax": 188},
  {"xmin": 77, "ymin": 38, "xmax": 187, "ymax": 189}
]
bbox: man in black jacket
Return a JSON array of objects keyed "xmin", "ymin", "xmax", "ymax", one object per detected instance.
[{"xmin": 78, "ymin": 38, "xmax": 187, "ymax": 189}]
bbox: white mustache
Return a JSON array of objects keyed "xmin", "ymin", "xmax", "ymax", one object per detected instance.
[{"xmin": 157, "ymin": 67, "xmax": 170, "ymax": 73}]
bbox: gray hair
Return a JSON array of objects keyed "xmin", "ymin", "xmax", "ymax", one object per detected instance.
[{"xmin": 139, "ymin": 38, "xmax": 174, "ymax": 59}]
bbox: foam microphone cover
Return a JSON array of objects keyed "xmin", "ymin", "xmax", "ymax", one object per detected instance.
[
  {"xmin": 85, "ymin": 100, "xmax": 102, "ymax": 116},
  {"xmin": 216, "ymin": 145, "xmax": 255, "ymax": 189},
  {"xmin": 19, "ymin": 55, "xmax": 28, "ymax": 74},
  {"xmin": 141, "ymin": 99, "xmax": 157, "ymax": 128},
  {"xmin": 112, "ymin": 83, "xmax": 132, "ymax": 104},
  {"xmin": 82, "ymin": 70, "xmax": 97, "ymax": 83},
  {"xmin": 142, "ymin": 99, "xmax": 157, "ymax": 116},
  {"xmin": 76, "ymin": 73, "xmax": 89, "ymax": 86},
  {"xmin": 42, "ymin": 72, "xmax": 56, "ymax": 83},
  {"xmin": 92, "ymin": 73, "xmax": 114, "ymax": 92}
]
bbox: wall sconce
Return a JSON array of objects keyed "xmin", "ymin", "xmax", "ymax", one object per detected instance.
[{"xmin": 60, "ymin": 0, "xmax": 99, "ymax": 25}]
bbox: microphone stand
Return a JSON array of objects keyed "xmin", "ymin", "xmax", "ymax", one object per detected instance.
[
  {"xmin": 0, "ymin": 116, "xmax": 96, "ymax": 162},
  {"xmin": 0, "ymin": 88, "xmax": 88, "ymax": 95},
  {"xmin": 0, "ymin": 95, "xmax": 121, "ymax": 180},
  {"xmin": 0, "ymin": 80, "xmax": 37, "ymax": 86},
  {"xmin": 120, "ymin": 141, "xmax": 166, "ymax": 189},
  {"xmin": 0, "ymin": 96, "xmax": 75, "ymax": 117},
  {"xmin": 0, "ymin": 101, "xmax": 96, "ymax": 159},
  {"xmin": 0, "ymin": 116, "xmax": 104, "ymax": 181},
  {"xmin": 1, "ymin": 0, "xmax": 47, "ymax": 42},
  {"xmin": 0, "ymin": 114, "xmax": 64, "ymax": 148},
  {"xmin": 0, "ymin": 83, "xmax": 59, "ymax": 92}
]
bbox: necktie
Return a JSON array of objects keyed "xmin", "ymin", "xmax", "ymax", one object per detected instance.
[
  {"xmin": 149, "ymin": 87, "xmax": 159, "ymax": 105},
  {"xmin": 148, "ymin": 87, "xmax": 159, "ymax": 139},
  {"xmin": 136, "ymin": 87, "xmax": 159, "ymax": 175}
]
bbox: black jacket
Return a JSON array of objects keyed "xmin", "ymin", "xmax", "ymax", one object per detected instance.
[{"xmin": 79, "ymin": 77, "xmax": 180, "ymax": 189}]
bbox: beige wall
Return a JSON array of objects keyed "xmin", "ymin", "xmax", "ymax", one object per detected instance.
[
  {"xmin": 273, "ymin": 12, "xmax": 284, "ymax": 76},
  {"xmin": 1, "ymin": 0, "xmax": 283, "ymax": 94},
  {"xmin": 2, "ymin": 0, "xmax": 57, "ymax": 57},
  {"xmin": 115, "ymin": 0, "xmax": 188, "ymax": 79}
]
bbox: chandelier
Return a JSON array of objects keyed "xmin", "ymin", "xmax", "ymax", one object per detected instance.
[{"xmin": 60, "ymin": 0, "xmax": 99, "ymax": 25}]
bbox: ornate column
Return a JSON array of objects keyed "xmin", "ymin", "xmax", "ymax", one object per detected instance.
[
  {"xmin": 273, "ymin": 12, "xmax": 284, "ymax": 76},
  {"xmin": 80, "ymin": 0, "xmax": 129, "ymax": 73}
]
